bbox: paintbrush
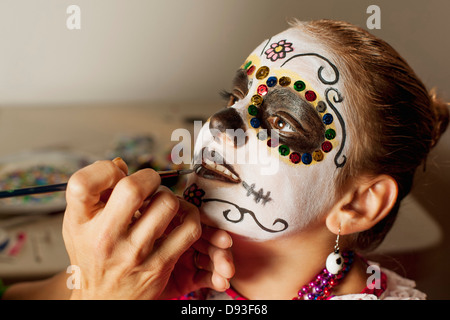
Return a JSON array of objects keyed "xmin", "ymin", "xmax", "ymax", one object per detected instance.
[{"xmin": 0, "ymin": 169, "xmax": 193, "ymax": 199}]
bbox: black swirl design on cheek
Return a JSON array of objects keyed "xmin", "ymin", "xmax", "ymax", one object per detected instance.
[
  {"xmin": 280, "ymin": 53, "xmax": 340, "ymax": 85},
  {"xmin": 325, "ymin": 88, "xmax": 347, "ymax": 168},
  {"xmin": 203, "ymin": 198, "xmax": 288, "ymax": 233}
]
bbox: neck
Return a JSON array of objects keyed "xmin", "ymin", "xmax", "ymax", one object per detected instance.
[{"xmin": 228, "ymin": 225, "xmax": 367, "ymax": 299}]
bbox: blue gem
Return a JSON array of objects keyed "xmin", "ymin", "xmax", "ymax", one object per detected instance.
[
  {"xmin": 322, "ymin": 113, "xmax": 333, "ymax": 125},
  {"xmin": 266, "ymin": 76, "xmax": 277, "ymax": 87},
  {"xmin": 250, "ymin": 117, "xmax": 261, "ymax": 128},
  {"xmin": 302, "ymin": 153, "xmax": 312, "ymax": 165}
]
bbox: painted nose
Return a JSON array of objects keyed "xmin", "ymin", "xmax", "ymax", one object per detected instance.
[{"xmin": 209, "ymin": 108, "xmax": 248, "ymax": 147}]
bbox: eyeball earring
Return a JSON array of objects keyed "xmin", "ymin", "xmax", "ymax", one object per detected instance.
[
  {"xmin": 293, "ymin": 226, "xmax": 354, "ymax": 300},
  {"xmin": 325, "ymin": 226, "xmax": 344, "ymax": 274}
]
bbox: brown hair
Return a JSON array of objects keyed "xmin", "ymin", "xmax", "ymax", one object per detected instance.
[{"xmin": 292, "ymin": 19, "xmax": 449, "ymax": 252}]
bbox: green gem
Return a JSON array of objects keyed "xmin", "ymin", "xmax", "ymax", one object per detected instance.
[
  {"xmin": 248, "ymin": 105, "xmax": 259, "ymax": 116},
  {"xmin": 294, "ymin": 80, "xmax": 306, "ymax": 91},
  {"xmin": 278, "ymin": 145, "xmax": 290, "ymax": 156},
  {"xmin": 244, "ymin": 61, "xmax": 252, "ymax": 70},
  {"xmin": 325, "ymin": 128, "xmax": 336, "ymax": 140}
]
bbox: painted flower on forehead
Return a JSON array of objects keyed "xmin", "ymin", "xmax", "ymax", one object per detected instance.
[
  {"xmin": 183, "ymin": 183, "xmax": 205, "ymax": 207},
  {"xmin": 265, "ymin": 39, "xmax": 294, "ymax": 62}
]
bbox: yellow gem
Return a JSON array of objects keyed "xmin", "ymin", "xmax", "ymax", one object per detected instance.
[{"xmin": 313, "ymin": 150, "xmax": 324, "ymax": 162}]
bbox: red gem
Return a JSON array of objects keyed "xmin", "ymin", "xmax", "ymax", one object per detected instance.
[
  {"xmin": 257, "ymin": 84, "xmax": 268, "ymax": 96},
  {"xmin": 247, "ymin": 65, "xmax": 255, "ymax": 76},
  {"xmin": 289, "ymin": 152, "xmax": 301, "ymax": 164},
  {"xmin": 322, "ymin": 141, "xmax": 333, "ymax": 153},
  {"xmin": 329, "ymin": 278, "xmax": 338, "ymax": 287},
  {"xmin": 267, "ymin": 139, "xmax": 279, "ymax": 148},
  {"xmin": 305, "ymin": 90, "xmax": 317, "ymax": 101},
  {"xmin": 323, "ymin": 287, "xmax": 332, "ymax": 296}
]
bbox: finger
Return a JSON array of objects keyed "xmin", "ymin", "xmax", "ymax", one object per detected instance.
[
  {"xmin": 65, "ymin": 159, "xmax": 127, "ymax": 222},
  {"xmin": 211, "ymin": 271, "xmax": 231, "ymax": 292},
  {"xmin": 112, "ymin": 157, "xmax": 129, "ymax": 176},
  {"xmin": 193, "ymin": 241, "xmax": 234, "ymax": 279},
  {"xmin": 192, "ymin": 269, "xmax": 230, "ymax": 292},
  {"xmin": 148, "ymin": 201, "xmax": 201, "ymax": 269},
  {"xmin": 128, "ymin": 186, "xmax": 180, "ymax": 255},
  {"xmin": 102, "ymin": 168, "xmax": 161, "ymax": 234},
  {"xmin": 208, "ymin": 246, "xmax": 235, "ymax": 280},
  {"xmin": 201, "ymin": 226, "xmax": 233, "ymax": 249}
]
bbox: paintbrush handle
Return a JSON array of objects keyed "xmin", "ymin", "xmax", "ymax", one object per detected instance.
[
  {"xmin": 0, "ymin": 183, "xmax": 68, "ymax": 199},
  {"xmin": 0, "ymin": 169, "xmax": 193, "ymax": 199}
]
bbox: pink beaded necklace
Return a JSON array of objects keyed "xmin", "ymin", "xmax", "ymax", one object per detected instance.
[{"xmin": 225, "ymin": 251, "xmax": 355, "ymax": 300}]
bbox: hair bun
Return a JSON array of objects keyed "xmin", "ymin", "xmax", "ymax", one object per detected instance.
[{"xmin": 429, "ymin": 89, "xmax": 450, "ymax": 148}]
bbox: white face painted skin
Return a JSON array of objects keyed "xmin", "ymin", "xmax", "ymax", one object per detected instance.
[{"xmin": 183, "ymin": 27, "xmax": 350, "ymax": 241}]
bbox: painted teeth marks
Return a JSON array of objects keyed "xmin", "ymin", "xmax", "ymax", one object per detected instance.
[{"xmin": 203, "ymin": 158, "xmax": 240, "ymax": 182}]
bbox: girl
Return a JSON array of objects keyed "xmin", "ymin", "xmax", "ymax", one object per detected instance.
[
  {"xmin": 179, "ymin": 18, "xmax": 449, "ymax": 300},
  {"xmin": 3, "ymin": 19, "xmax": 448, "ymax": 300}
]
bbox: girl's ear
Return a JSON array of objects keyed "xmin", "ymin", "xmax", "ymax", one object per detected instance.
[{"xmin": 326, "ymin": 175, "xmax": 398, "ymax": 235}]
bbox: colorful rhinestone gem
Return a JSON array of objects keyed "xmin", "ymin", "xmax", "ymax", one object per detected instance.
[
  {"xmin": 278, "ymin": 76, "xmax": 291, "ymax": 86},
  {"xmin": 325, "ymin": 128, "xmax": 336, "ymax": 140},
  {"xmin": 322, "ymin": 141, "xmax": 333, "ymax": 153},
  {"xmin": 301, "ymin": 153, "xmax": 312, "ymax": 165},
  {"xmin": 267, "ymin": 139, "xmax": 279, "ymax": 148},
  {"xmin": 289, "ymin": 152, "xmax": 301, "ymax": 164},
  {"xmin": 248, "ymin": 105, "xmax": 259, "ymax": 116},
  {"xmin": 266, "ymin": 76, "xmax": 277, "ymax": 87},
  {"xmin": 305, "ymin": 90, "xmax": 317, "ymax": 101},
  {"xmin": 251, "ymin": 94, "xmax": 263, "ymax": 106},
  {"xmin": 247, "ymin": 65, "xmax": 256, "ymax": 76},
  {"xmin": 316, "ymin": 101, "xmax": 327, "ymax": 113},
  {"xmin": 257, "ymin": 130, "xmax": 268, "ymax": 140},
  {"xmin": 293, "ymin": 80, "xmax": 306, "ymax": 92},
  {"xmin": 255, "ymin": 66, "xmax": 270, "ymax": 80},
  {"xmin": 250, "ymin": 117, "xmax": 261, "ymax": 128},
  {"xmin": 322, "ymin": 113, "xmax": 333, "ymax": 125},
  {"xmin": 312, "ymin": 150, "xmax": 324, "ymax": 162},
  {"xmin": 257, "ymin": 84, "xmax": 268, "ymax": 96},
  {"xmin": 278, "ymin": 145, "xmax": 290, "ymax": 156},
  {"xmin": 244, "ymin": 61, "xmax": 252, "ymax": 70}
]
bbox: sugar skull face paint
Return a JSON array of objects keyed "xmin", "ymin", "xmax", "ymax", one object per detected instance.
[{"xmin": 184, "ymin": 27, "xmax": 349, "ymax": 241}]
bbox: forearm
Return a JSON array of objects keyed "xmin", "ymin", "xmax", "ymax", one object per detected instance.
[{"xmin": 2, "ymin": 271, "xmax": 71, "ymax": 300}]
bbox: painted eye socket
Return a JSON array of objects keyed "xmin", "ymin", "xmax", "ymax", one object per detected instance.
[{"xmin": 268, "ymin": 115, "xmax": 295, "ymax": 133}]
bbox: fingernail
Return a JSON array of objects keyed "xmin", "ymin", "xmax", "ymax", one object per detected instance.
[{"xmin": 112, "ymin": 157, "xmax": 123, "ymax": 162}]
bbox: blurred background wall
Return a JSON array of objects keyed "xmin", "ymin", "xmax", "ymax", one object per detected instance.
[
  {"xmin": 0, "ymin": 0, "xmax": 448, "ymax": 106},
  {"xmin": 0, "ymin": 0, "xmax": 449, "ymax": 298}
]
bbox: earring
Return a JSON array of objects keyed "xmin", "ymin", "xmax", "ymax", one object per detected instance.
[{"xmin": 325, "ymin": 225, "xmax": 344, "ymax": 275}]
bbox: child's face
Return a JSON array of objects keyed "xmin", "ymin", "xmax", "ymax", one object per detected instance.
[{"xmin": 184, "ymin": 27, "xmax": 349, "ymax": 240}]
